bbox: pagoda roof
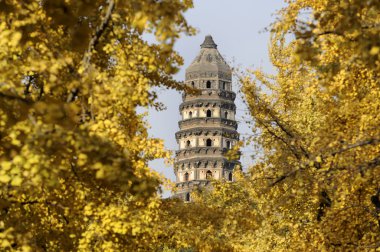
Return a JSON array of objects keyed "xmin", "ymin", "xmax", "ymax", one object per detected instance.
[{"xmin": 186, "ymin": 35, "xmax": 231, "ymax": 75}]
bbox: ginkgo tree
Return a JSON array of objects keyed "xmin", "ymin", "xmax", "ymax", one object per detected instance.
[
  {"xmin": 156, "ymin": 0, "xmax": 380, "ymax": 251},
  {"xmin": 239, "ymin": 0, "xmax": 380, "ymax": 250},
  {"xmin": 0, "ymin": 0, "xmax": 194, "ymax": 251},
  {"xmin": 2, "ymin": 0, "xmax": 379, "ymax": 251}
]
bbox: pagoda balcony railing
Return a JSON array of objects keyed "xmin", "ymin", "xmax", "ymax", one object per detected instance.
[
  {"xmin": 182, "ymin": 89, "xmax": 236, "ymax": 101},
  {"xmin": 175, "ymin": 147, "xmax": 241, "ymax": 158},
  {"xmin": 178, "ymin": 117, "xmax": 237, "ymax": 130},
  {"xmin": 175, "ymin": 146, "xmax": 226, "ymax": 156}
]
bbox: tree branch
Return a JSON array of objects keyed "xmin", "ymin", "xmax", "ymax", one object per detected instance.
[
  {"xmin": 329, "ymin": 138, "xmax": 380, "ymax": 157},
  {"xmin": 0, "ymin": 92, "xmax": 32, "ymax": 104},
  {"xmin": 258, "ymin": 118, "xmax": 303, "ymax": 161},
  {"xmin": 246, "ymin": 87, "xmax": 310, "ymax": 159},
  {"xmin": 80, "ymin": 0, "xmax": 115, "ymax": 121},
  {"xmin": 82, "ymin": 0, "xmax": 115, "ymax": 69},
  {"xmin": 270, "ymin": 169, "xmax": 299, "ymax": 187},
  {"xmin": 267, "ymin": 138, "xmax": 380, "ymax": 187}
]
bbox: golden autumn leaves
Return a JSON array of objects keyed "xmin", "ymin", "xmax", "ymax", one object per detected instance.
[
  {"xmin": 237, "ymin": 0, "xmax": 380, "ymax": 250},
  {"xmin": 0, "ymin": 0, "xmax": 192, "ymax": 250},
  {"xmin": 1, "ymin": 0, "xmax": 379, "ymax": 251}
]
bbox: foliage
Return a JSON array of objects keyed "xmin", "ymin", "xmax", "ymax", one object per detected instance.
[
  {"xmin": 0, "ymin": 0, "xmax": 194, "ymax": 251},
  {"xmin": 239, "ymin": 0, "xmax": 380, "ymax": 250},
  {"xmin": 158, "ymin": 171, "xmax": 261, "ymax": 252},
  {"xmin": 161, "ymin": 0, "xmax": 380, "ymax": 250},
  {"xmin": 2, "ymin": 0, "xmax": 380, "ymax": 251}
]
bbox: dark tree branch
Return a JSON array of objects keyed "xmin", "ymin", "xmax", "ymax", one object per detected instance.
[
  {"xmin": 82, "ymin": 0, "xmax": 115, "ymax": 69},
  {"xmin": 267, "ymin": 139, "xmax": 380, "ymax": 187},
  {"xmin": 259, "ymin": 118, "xmax": 302, "ymax": 161},
  {"xmin": 317, "ymin": 191, "xmax": 331, "ymax": 221},
  {"xmin": 370, "ymin": 189, "xmax": 380, "ymax": 230},
  {"xmin": 270, "ymin": 169, "xmax": 299, "ymax": 187},
  {"xmin": 329, "ymin": 139, "xmax": 380, "ymax": 157},
  {"xmin": 246, "ymin": 87, "xmax": 310, "ymax": 160},
  {"xmin": 80, "ymin": 0, "xmax": 115, "ymax": 121},
  {"xmin": 0, "ymin": 92, "xmax": 32, "ymax": 104},
  {"xmin": 296, "ymin": 24, "xmax": 379, "ymax": 40}
]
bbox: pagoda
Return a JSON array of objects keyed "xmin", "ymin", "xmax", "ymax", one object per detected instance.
[{"xmin": 174, "ymin": 35, "xmax": 240, "ymax": 201}]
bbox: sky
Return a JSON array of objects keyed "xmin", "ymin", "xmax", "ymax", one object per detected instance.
[{"xmin": 146, "ymin": 0, "xmax": 286, "ymax": 197}]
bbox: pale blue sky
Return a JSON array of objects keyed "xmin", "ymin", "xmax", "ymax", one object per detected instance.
[{"xmin": 147, "ymin": 0, "xmax": 285, "ymax": 196}]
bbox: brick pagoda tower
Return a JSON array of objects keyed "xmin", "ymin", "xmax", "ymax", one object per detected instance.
[{"xmin": 174, "ymin": 35, "xmax": 240, "ymax": 201}]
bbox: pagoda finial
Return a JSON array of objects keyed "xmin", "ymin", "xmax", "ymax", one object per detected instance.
[{"xmin": 200, "ymin": 35, "xmax": 217, "ymax": 49}]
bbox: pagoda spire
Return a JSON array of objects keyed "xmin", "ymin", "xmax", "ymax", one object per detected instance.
[{"xmin": 200, "ymin": 35, "xmax": 217, "ymax": 49}]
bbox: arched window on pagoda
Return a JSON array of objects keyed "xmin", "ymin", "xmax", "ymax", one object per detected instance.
[
  {"xmin": 206, "ymin": 139, "xmax": 212, "ymax": 147},
  {"xmin": 184, "ymin": 172, "xmax": 189, "ymax": 182},
  {"xmin": 206, "ymin": 81, "xmax": 211, "ymax": 89},
  {"xmin": 189, "ymin": 111, "xmax": 193, "ymax": 118},
  {"xmin": 206, "ymin": 109, "xmax": 212, "ymax": 117},
  {"xmin": 186, "ymin": 140, "xmax": 191, "ymax": 148},
  {"xmin": 224, "ymin": 111, "xmax": 228, "ymax": 119},
  {"xmin": 226, "ymin": 140, "xmax": 231, "ymax": 149},
  {"xmin": 206, "ymin": 170, "xmax": 213, "ymax": 180},
  {"xmin": 191, "ymin": 81, "xmax": 195, "ymax": 88},
  {"xmin": 228, "ymin": 172, "xmax": 233, "ymax": 181}
]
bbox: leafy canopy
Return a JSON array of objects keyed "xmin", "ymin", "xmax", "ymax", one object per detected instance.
[
  {"xmin": 0, "ymin": 0, "xmax": 194, "ymax": 251},
  {"xmin": 160, "ymin": 0, "xmax": 380, "ymax": 250},
  {"xmin": 1, "ymin": 0, "xmax": 379, "ymax": 251}
]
